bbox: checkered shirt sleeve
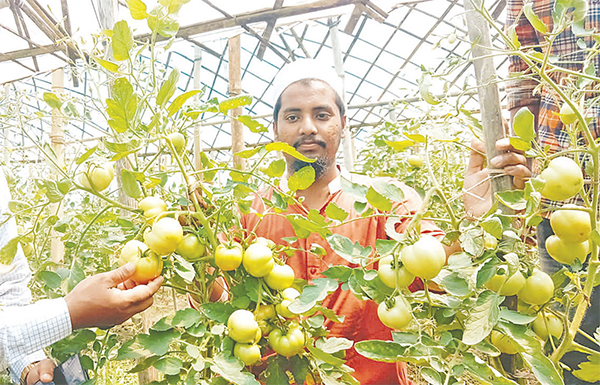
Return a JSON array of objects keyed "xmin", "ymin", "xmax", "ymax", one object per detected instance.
[{"xmin": 0, "ymin": 172, "xmax": 72, "ymax": 382}]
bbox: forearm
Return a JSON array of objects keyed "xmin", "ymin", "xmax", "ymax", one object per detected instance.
[{"xmin": 1, "ymin": 298, "xmax": 72, "ymax": 378}]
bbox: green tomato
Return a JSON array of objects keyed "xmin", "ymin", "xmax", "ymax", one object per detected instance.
[
  {"xmin": 377, "ymin": 295, "xmax": 413, "ymax": 330},
  {"xmin": 546, "ymin": 235, "xmax": 589, "ymax": 265},
  {"xmin": 407, "ymin": 155, "xmax": 424, "ymax": 168},
  {"xmin": 268, "ymin": 324, "xmax": 305, "ymax": 357},
  {"xmin": 486, "ymin": 265, "xmax": 526, "ymax": 296},
  {"xmin": 243, "ymin": 242, "xmax": 275, "ymax": 277},
  {"xmin": 78, "ymin": 162, "xmax": 114, "ymax": 191},
  {"xmin": 264, "ymin": 263, "xmax": 295, "ymax": 290},
  {"xmin": 378, "ymin": 255, "xmax": 415, "ymax": 289},
  {"xmin": 532, "ymin": 312, "xmax": 563, "ymax": 341},
  {"xmin": 276, "ymin": 288, "xmax": 300, "ymax": 319},
  {"xmin": 139, "ymin": 196, "xmax": 167, "ymax": 221},
  {"xmin": 559, "ymin": 103, "xmax": 577, "ymax": 125},
  {"xmin": 228, "ymin": 309, "xmax": 259, "ymax": 343},
  {"xmin": 144, "ymin": 217, "xmax": 183, "ymax": 256},
  {"xmin": 214, "ymin": 243, "xmax": 243, "ymax": 271},
  {"xmin": 176, "ymin": 233, "xmax": 206, "ymax": 261},
  {"xmin": 168, "ymin": 132, "xmax": 185, "ymax": 154},
  {"xmin": 540, "ymin": 157, "xmax": 583, "ymax": 201},
  {"xmin": 491, "ymin": 330, "xmax": 518, "ymax": 355},
  {"xmin": 130, "ymin": 251, "xmax": 163, "ymax": 285},
  {"xmin": 518, "ymin": 270, "xmax": 554, "ymax": 306},
  {"xmin": 484, "ymin": 233, "xmax": 498, "ymax": 250},
  {"xmin": 401, "ymin": 236, "xmax": 446, "ymax": 280},
  {"xmin": 234, "ymin": 343, "xmax": 261, "ymax": 366},
  {"xmin": 119, "ymin": 240, "xmax": 148, "ymax": 266},
  {"xmin": 550, "ymin": 205, "xmax": 591, "ymax": 243}
]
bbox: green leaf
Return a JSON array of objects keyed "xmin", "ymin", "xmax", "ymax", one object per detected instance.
[
  {"xmin": 573, "ymin": 352, "xmax": 600, "ymax": 382},
  {"xmin": 43, "ymin": 92, "xmax": 62, "ymax": 109},
  {"xmin": 121, "ymin": 169, "xmax": 142, "ymax": 198},
  {"xmin": 43, "ymin": 180, "xmax": 65, "ymax": 203},
  {"xmin": 462, "ymin": 290, "xmax": 503, "ymax": 345},
  {"xmin": 157, "ymin": 69, "xmax": 180, "ymax": 108},
  {"xmin": 288, "ymin": 355, "xmax": 309, "ymax": 385},
  {"xmin": 481, "ymin": 217, "xmax": 503, "ymax": 239},
  {"xmin": 147, "ymin": 8, "xmax": 179, "ymax": 38},
  {"xmin": 94, "ymin": 58, "xmax": 120, "ymax": 73},
  {"xmin": 499, "ymin": 308, "xmax": 536, "ymax": 325},
  {"xmin": 115, "ymin": 338, "xmax": 152, "ymax": 360},
  {"xmin": 106, "ymin": 78, "xmax": 138, "ymax": 133},
  {"xmin": 211, "ymin": 354, "xmax": 261, "ymax": 385},
  {"xmin": 322, "ymin": 265, "xmax": 353, "ymax": 281},
  {"xmin": 306, "ymin": 345, "xmax": 345, "ymax": 366},
  {"xmin": 263, "ymin": 159, "xmax": 286, "ymax": 178},
  {"xmin": 315, "ymin": 337, "xmax": 353, "ymax": 353},
  {"xmin": 126, "ymin": 0, "xmax": 148, "ymax": 19},
  {"xmin": 366, "ymin": 186, "xmax": 392, "ymax": 212},
  {"xmin": 265, "ymin": 356, "xmax": 289, "ymax": 385},
  {"xmin": 325, "ymin": 202, "xmax": 349, "ymax": 221},
  {"xmin": 509, "ymin": 136, "xmax": 532, "ymax": 152},
  {"xmin": 235, "ymin": 148, "xmax": 260, "ymax": 159},
  {"xmin": 462, "ymin": 352, "xmax": 518, "ymax": 384},
  {"xmin": 264, "ymin": 142, "xmax": 315, "ymax": 163},
  {"xmin": 154, "ymin": 357, "xmax": 182, "ymax": 375},
  {"xmin": 288, "ymin": 278, "xmax": 338, "ymax": 314},
  {"xmin": 138, "ymin": 329, "xmax": 181, "ymax": 356},
  {"xmin": 340, "ymin": 176, "xmax": 368, "ymax": 203},
  {"xmin": 326, "ymin": 233, "xmax": 372, "ymax": 264},
  {"xmin": 171, "ymin": 308, "xmax": 201, "ymax": 328},
  {"xmin": 201, "ymin": 302, "xmax": 235, "ymax": 323},
  {"xmin": 372, "ymin": 180, "xmax": 405, "ymax": 203},
  {"xmin": 112, "ymin": 20, "xmax": 133, "ymax": 61},
  {"xmin": 286, "ymin": 211, "xmax": 331, "ymax": 239},
  {"xmin": 418, "ymin": 72, "xmax": 441, "ymax": 105},
  {"xmin": 237, "ymin": 115, "xmax": 267, "ymax": 133},
  {"xmin": 218, "ymin": 95, "xmax": 252, "ymax": 114},
  {"xmin": 384, "ymin": 140, "xmax": 414, "ymax": 152},
  {"xmin": 288, "ymin": 166, "xmax": 315, "ymax": 192},
  {"xmin": 158, "ymin": 0, "xmax": 190, "ymax": 14},
  {"xmin": 496, "ymin": 190, "xmax": 527, "ymax": 211},
  {"xmin": 524, "ymin": 3, "xmax": 547, "ymax": 33},
  {"xmin": 507, "ymin": 25, "xmax": 521, "ymax": 48},
  {"xmin": 354, "ymin": 340, "xmax": 405, "ymax": 363},
  {"xmin": 39, "ymin": 270, "xmax": 62, "ymax": 289},
  {"xmin": 513, "ymin": 107, "xmax": 536, "ymax": 141},
  {"xmin": 76, "ymin": 146, "xmax": 97, "ymax": 165},
  {"xmin": 167, "ymin": 89, "xmax": 202, "ymax": 117},
  {"xmin": 439, "ymin": 272, "xmax": 470, "ymax": 297},
  {"xmin": 554, "ymin": 0, "xmax": 588, "ymax": 23}
]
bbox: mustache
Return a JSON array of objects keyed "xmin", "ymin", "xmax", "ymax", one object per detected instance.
[{"xmin": 293, "ymin": 137, "xmax": 327, "ymax": 149}]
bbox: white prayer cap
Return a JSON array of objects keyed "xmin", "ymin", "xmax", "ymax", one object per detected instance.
[{"xmin": 271, "ymin": 58, "xmax": 344, "ymax": 105}]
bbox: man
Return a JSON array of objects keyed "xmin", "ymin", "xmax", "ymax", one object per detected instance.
[
  {"xmin": 240, "ymin": 59, "xmax": 525, "ymax": 384},
  {"xmin": 0, "ymin": 171, "xmax": 163, "ymax": 385},
  {"xmin": 507, "ymin": 1, "xmax": 599, "ymax": 384}
]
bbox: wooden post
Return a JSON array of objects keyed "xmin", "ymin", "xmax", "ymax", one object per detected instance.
[
  {"xmin": 229, "ymin": 34, "xmax": 245, "ymax": 170},
  {"xmin": 329, "ymin": 18, "xmax": 354, "ymax": 171},
  {"xmin": 193, "ymin": 46, "xmax": 203, "ymax": 173},
  {"xmin": 463, "ymin": 0, "xmax": 513, "ymax": 201},
  {"xmin": 50, "ymin": 68, "xmax": 64, "ymax": 265}
]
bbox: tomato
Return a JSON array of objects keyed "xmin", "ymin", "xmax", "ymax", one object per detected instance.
[
  {"xmin": 532, "ymin": 312, "xmax": 563, "ymax": 341},
  {"xmin": 377, "ymin": 295, "xmax": 413, "ymax": 330},
  {"xmin": 254, "ymin": 237, "xmax": 276, "ymax": 249},
  {"xmin": 176, "ymin": 233, "xmax": 206, "ymax": 261},
  {"xmin": 214, "ymin": 243, "xmax": 243, "ymax": 271},
  {"xmin": 234, "ymin": 343, "xmax": 261, "ymax": 366},
  {"xmin": 490, "ymin": 330, "xmax": 518, "ymax": 355},
  {"xmin": 268, "ymin": 323, "xmax": 305, "ymax": 357},
  {"xmin": 484, "ymin": 233, "xmax": 498, "ymax": 250},
  {"xmin": 168, "ymin": 132, "xmax": 185, "ymax": 154},
  {"xmin": 550, "ymin": 205, "xmax": 591, "ymax": 243},
  {"xmin": 228, "ymin": 309, "xmax": 260, "ymax": 343},
  {"xmin": 539, "ymin": 157, "xmax": 583, "ymax": 201},
  {"xmin": 144, "ymin": 217, "xmax": 183, "ymax": 256},
  {"xmin": 131, "ymin": 251, "xmax": 163, "ymax": 285},
  {"xmin": 448, "ymin": 32, "xmax": 457, "ymax": 44},
  {"xmin": 78, "ymin": 162, "xmax": 114, "ymax": 192},
  {"xmin": 401, "ymin": 236, "xmax": 446, "ymax": 280},
  {"xmin": 119, "ymin": 240, "xmax": 148, "ymax": 266},
  {"xmin": 559, "ymin": 103, "xmax": 577, "ymax": 125},
  {"xmin": 485, "ymin": 266, "xmax": 526, "ymax": 296},
  {"xmin": 378, "ymin": 255, "xmax": 415, "ymax": 289},
  {"xmin": 243, "ymin": 242, "xmax": 275, "ymax": 277},
  {"xmin": 256, "ymin": 304, "xmax": 276, "ymax": 336},
  {"xmin": 518, "ymin": 269, "xmax": 554, "ymax": 306},
  {"xmin": 264, "ymin": 263, "xmax": 295, "ymax": 290},
  {"xmin": 139, "ymin": 196, "xmax": 167, "ymax": 220},
  {"xmin": 546, "ymin": 235, "xmax": 589, "ymax": 265},
  {"xmin": 407, "ymin": 155, "xmax": 424, "ymax": 168},
  {"xmin": 276, "ymin": 288, "xmax": 300, "ymax": 318}
]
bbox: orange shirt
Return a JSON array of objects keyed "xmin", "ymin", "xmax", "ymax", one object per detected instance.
[{"xmin": 241, "ymin": 172, "xmax": 443, "ymax": 385}]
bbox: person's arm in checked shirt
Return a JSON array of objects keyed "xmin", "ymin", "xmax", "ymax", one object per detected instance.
[{"xmin": 506, "ymin": 0, "xmax": 542, "ymax": 124}]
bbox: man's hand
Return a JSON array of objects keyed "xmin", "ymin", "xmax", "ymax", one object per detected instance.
[
  {"xmin": 463, "ymin": 138, "xmax": 532, "ymax": 219},
  {"xmin": 64, "ymin": 263, "xmax": 163, "ymax": 330},
  {"xmin": 25, "ymin": 358, "xmax": 55, "ymax": 385}
]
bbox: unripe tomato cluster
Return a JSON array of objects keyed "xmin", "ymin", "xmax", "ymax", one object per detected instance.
[
  {"xmin": 77, "ymin": 162, "xmax": 114, "ymax": 192},
  {"xmin": 546, "ymin": 205, "xmax": 591, "ymax": 266}
]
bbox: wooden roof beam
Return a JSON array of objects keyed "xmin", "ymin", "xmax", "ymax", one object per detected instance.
[
  {"xmin": 0, "ymin": 43, "xmax": 66, "ymax": 63},
  {"xmin": 257, "ymin": 0, "xmax": 284, "ymax": 60}
]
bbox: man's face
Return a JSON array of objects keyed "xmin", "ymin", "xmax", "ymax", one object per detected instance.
[{"xmin": 273, "ymin": 80, "xmax": 346, "ymax": 178}]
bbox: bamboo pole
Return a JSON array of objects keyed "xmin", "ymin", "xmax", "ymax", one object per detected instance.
[
  {"xmin": 229, "ymin": 34, "xmax": 245, "ymax": 170},
  {"xmin": 193, "ymin": 46, "xmax": 203, "ymax": 173},
  {"xmin": 50, "ymin": 68, "xmax": 64, "ymax": 265}
]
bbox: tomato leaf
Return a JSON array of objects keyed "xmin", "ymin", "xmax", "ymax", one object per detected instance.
[
  {"xmin": 218, "ymin": 95, "xmax": 252, "ymax": 114},
  {"xmin": 126, "ymin": 0, "xmax": 148, "ymax": 19},
  {"xmin": 288, "ymin": 166, "xmax": 315, "ymax": 192},
  {"xmin": 237, "ymin": 115, "xmax": 268, "ymax": 133},
  {"xmin": 507, "ymin": 25, "xmax": 521, "ymax": 48},
  {"xmin": 315, "ymin": 337, "xmax": 353, "ymax": 354},
  {"xmin": 167, "ymin": 89, "xmax": 202, "ymax": 117},
  {"xmin": 418, "ymin": 72, "xmax": 441, "ymax": 105},
  {"xmin": 288, "ymin": 355, "xmax": 309, "ymax": 385},
  {"xmin": 153, "ymin": 357, "xmax": 182, "ymax": 375},
  {"xmin": 326, "ymin": 234, "xmax": 372, "ymax": 265},
  {"xmin": 554, "ymin": 0, "xmax": 588, "ymax": 24},
  {"xmin": 306, "ymin": 345, "xmax": 346, "ymax": 366},
  {"xmin": 157, "ymin": 68, "xmax": 180, "ymax": 108},
  {"xmin": 201, "ymin": 302, "xmax": 235, "ymax": 323},
  {"xmin": 39, "ymin": 270, "xmax": 62, "ymax": 289},
  {"xmin": 325, "ymin": 201, "xmax": 349, "ymax": 221},
  {"xmin": 384, "ymin": 139, "xmax": 414, "ymax": 152},
  {"xmin": 112, "ymin": 20, "xmax": 133, "ymax": 61},
  {"xmin": 462, "ymin": 290, "xmax": 503, "ymax": 345},
  {"xmin": 76, "ymin": 146, "xmax": 97, "ymax": 165},
  {"xmin": 235, "ymin": 147, "xmax": 260, "ymax": 159},
  {"xmin": 496, "ymin": 190, "xmax": 527, "ymax": 210},
  {"xmin": 43, "ymin": 92, "xmax": 62, "ymax": 109},
  {"xmin": 119, "ymin": 169, "xmax": 141, "ymax": 198},
  {"xmin": 366, "ymin": 186, "xmax": 392, "ymax": 212},
  {"xmin": 263, "ymin": 159, "xmax": 286, "ymax": 178},
  {"xmin": 373, "ymin": 179, "xmax": 405, "ymax": 203},
  {"xmin": 438, "ymin": 272, "xmax": 470, "ymax": 297},
  {"xmin": 573, "ymin": 352, "xmax": 600, "ymax": 382},
  {"xmin": 94, "ymin": 58, "xmax": 120, "ymax": 73},
  {"xmin": 158, "ymin": 0, "xmax": 190, "ymax": 14},
  {"xmin": 106, "ymin": 78, "xmax": 138, "ymax": 133},
  {"xmin": 0, "ymin": 237, "xmax": 19, "ymax": 265},
  {"xmin": 265, "ymin": 356, "xmax": 290, "ymax": 385},
  {"xmin": 147, "ymin": 9, "xmax": 179, "ymax": 38},
  {"xmin": 211, "ymin": 354, "xmax": 261, "ymax": 385},
  {"xmin": 513, "ymin": 107, "xmax": 536, "ymax": 142},
  {"xmin": 524, "ymin": 3, "xmax": 548, "ymax": 33},
  {"xmin": 354, "ymin": 340, "xmax": 406, "ymax": 363},
  {"xmin": 138, "ymin": 328, "xmax": 181, "ymax": 356},
  {"xmin": 499, "ymin": 309, "xmax": 536, "ymax": 325},
  {"xmin": 462, "ymin": 352, "xmax": 518, "ymax": 384},
  {"xmin": 480, "ymin": 217, "xmax": 503, "ymax": 239},
  {"xmin": 288, "ymin": 278, "xmax": 338, "ymax": 314},
  {"xmin": 340, "ymin": 176, "xmax": 368, "ymax": 203},
  {"xmin": 171, "ymin": 308, "xmax": 201, "ymax": 328},
  {"xmin": 264, "ymin": 142, "xmax": 315, "ymax": 163}
]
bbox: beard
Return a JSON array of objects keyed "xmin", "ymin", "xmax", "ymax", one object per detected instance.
[{"xmin": 291, "ymin": 157, "xmax": 330, "ymax": 179}]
